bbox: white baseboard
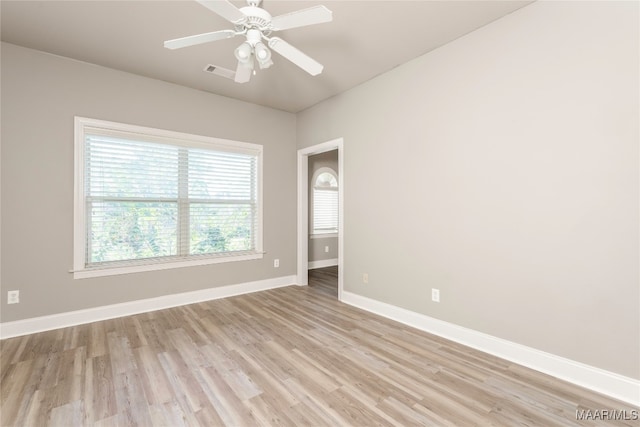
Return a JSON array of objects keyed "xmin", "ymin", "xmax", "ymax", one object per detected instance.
[
  {"xmin": 308, "ymin": 258, "xmax": 338, "ymax": 269},
  {"xmin": 341, "ymin": 291, "xmax": 640, "ymax": 407},
  {"xmin": 0, "ymin": 275, "xmax": 296, "ymax": 339}
]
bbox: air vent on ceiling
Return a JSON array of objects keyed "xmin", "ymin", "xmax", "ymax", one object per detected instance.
[{"xmin": 203, "ymin": 64, "xmax": 236, "ymax": 80}]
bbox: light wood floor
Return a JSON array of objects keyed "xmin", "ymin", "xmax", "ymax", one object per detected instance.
[
  {"xmin": 308, "ymin": 266, "xmax": 339, "ymax": 298},
  {"xmin": 1, "ymin": 267, "xmax": 637, "ymax": 426}
]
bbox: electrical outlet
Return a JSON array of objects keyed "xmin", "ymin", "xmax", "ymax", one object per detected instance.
[
  {"xmin": 274, "ymin": 259, "xmax": 280, "ymax": 268},
  {"xmin": 7, "ymin": 290, "xmax": 19, "ymax": 305},
  {"xmin": 431, "ymin": 288, "xmax": 440, "ymax": 303},
  {"xmin": 324, "ymin": 246, "xmax": 329, "ymax": 253},
  {"xmin": 362, "ymin": 273, "xmax": 369, "ymax": 284}
]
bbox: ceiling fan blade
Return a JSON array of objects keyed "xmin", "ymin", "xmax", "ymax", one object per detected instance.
[
  {"xmin": 268, "ymin": 37, "xmax": 323, "ymax": 76},
  {"xmin": 235, "ymin": 60, "xmax": 252, "ymax": 83},
  {"xmin": 196, "ymin": 0, "xmax": 246, "ymax": 24},
  {"xmin": 270, "ymin": 5, "xmax": 332, "ymax": 31},
  {"xmin": 203, "ymin": 64, "xmax": 235, "ymax": 80},
  {"xmin": 164, "ymin": 30, "xmax": 236, "ymax": 50}
]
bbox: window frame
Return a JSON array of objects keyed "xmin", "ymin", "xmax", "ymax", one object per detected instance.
[
  {"xmin": 310, "ymin": 167, "xmax": 339, "ymax": 238},
  {"xmin": 73, "ymin": 116, "xmax": 263, "ymax": 279}
]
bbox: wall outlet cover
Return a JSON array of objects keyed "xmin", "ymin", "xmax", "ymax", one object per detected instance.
[{"xmin": 7, "ymin": 290, "xmax": 20, "ymax": 304}]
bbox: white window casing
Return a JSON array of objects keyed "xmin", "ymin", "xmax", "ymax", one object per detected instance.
[{"xmin": 73, "ymin": 117, "xmax": 263, "ymax": 279}]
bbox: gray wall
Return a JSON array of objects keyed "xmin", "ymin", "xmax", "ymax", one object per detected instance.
[
  {"xmin": 297, "ymin": 2, "xmax": 639, "ymax": 379},
  {"xmin": 1, "ymin": 43, "xmax": 297, "ymax": 322},
  {"xmin": 308, "ymin": 150, "xmax": 338, "ymax": 264}
]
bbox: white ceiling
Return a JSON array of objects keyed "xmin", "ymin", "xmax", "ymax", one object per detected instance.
[{"xmin": 1, "ymin": 0, "xmax": 532, "ymax": 113}]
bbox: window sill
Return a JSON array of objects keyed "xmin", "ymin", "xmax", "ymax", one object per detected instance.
[
  {"xmin": 73, "ymin": 252, "xmax": 264, "ymax": 279},
  {"xmin": 310, "ymin": 233, "xmax": 338, "ymax": 239}
]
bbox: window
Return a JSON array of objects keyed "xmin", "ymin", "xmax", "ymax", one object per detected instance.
[
  {"xmin": 74, "ymin": 117, "xmax": 262, "ymax": 278},
  {"xmin": 311, "ymin": 167, "xmax": 338, "ymax": 236}
]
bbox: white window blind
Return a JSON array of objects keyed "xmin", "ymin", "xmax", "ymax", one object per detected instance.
[
  {"xmin": 74, "ymin": 117, "xmax": 262, "ymax": 277},
  {"xmin": 312, "ymin": 170, "xmax": 338, "ymax": 234}
]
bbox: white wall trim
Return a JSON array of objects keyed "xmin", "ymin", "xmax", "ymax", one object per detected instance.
[
  {"xmin": 341, "ymin": 291, "xmax": 640, "ymax": 407},
  {"xmin": 310, "ymin": 233, "xmax": 338, "ymax": 239},
  {"xmin": 73, "ymin": 252, "xmax": 264, "ymax": 279},
  {"xmin": 0, "ymin": 275, "xmax": 296, "ymax": 339},
  {"xmin": 308, "ymin": 258, "xmax": 339, "ymax": 270}
]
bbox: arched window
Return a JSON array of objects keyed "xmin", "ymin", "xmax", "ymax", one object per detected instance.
[{"xmin": 312, "ymin": 167, "xmax": 338, "ymax": 235}]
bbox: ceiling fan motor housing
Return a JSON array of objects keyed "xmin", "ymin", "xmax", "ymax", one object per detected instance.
[{"xmin": 238, "ymin": 6, "xmax": 272, "ymax": 34}]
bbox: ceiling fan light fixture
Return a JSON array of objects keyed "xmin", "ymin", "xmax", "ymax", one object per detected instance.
[
  {"xmin": 255, "ymin": 43, "xmax": 270, "ymax": 60},
  {"xmin": 234, "ymin": 42, "xmax": 253, "ymax": 62},
  {"xmin": 254, "ymin": 41, "xmax": 272, "ymax": 69}
]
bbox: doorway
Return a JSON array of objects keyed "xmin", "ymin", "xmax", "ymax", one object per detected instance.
[{"xmin": 297, "ymin": 138, "xmax": 344, "ymax": 300}]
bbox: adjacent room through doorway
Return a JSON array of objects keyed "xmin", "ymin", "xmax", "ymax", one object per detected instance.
[{"xmin": 307, "ymin": 149, "xmax": 339, "ymax": 298}]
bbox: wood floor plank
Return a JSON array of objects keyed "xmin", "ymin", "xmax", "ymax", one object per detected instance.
[
  {"xmin": 341, "ymin": 383, "xmax": 405, "ymax": 426},
  {"xmin": 49, "ymin": 399, "xmax": 84, "ymax": 427},
  {"xmin": 1, "ymin": 266, "xmax": 638, "ymax": 426},
  {"xmin": 1, "ymin": 359, "xmax": 36, "ymax": 425},
  {"xmin": 282, "ymin": 377, "xmax": 351, "ymax": 426},
  {"xmin": 21, "ymin": 388, "xmax": 47, "ymax": 427},
  {"xmin": 113, "ymin": 370, "xmax": 154, "ymax": 426},
  {"xmin": 157, "ymin": 350, "xmax": 208, "ymax": 416},
  {"xmin": 195, "ymin": 365, "xmax": 259, "ymax": 426},
  {"xmin": 376, "ymin": 395, "xmax": 435, "ymax": 426},
  {"xmin": 84, "ymin": 354, "xmax": 117, "ymax": 424},
  {"xmin": 326, "ymin": 386, "xmax": 395, "ymax": 426},
  {"xmin": 106, "ymin": 333, "xmax": 137, "ymax": 375},
  {"xmin": 231, "ymin": 348, "xmax": 300, "ymax": 408},
  {"xmin": 244, "ymin": 394, "xmax": 297, "ymax": 427},
  {"xmin": 134, "ymin": 345, "xmax": 173, "ymax": 406}
]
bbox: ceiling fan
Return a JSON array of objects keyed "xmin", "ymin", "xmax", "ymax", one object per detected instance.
[{"xmin": 164, "ymin": 0, "xmax": 333, "ymax": 84}]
